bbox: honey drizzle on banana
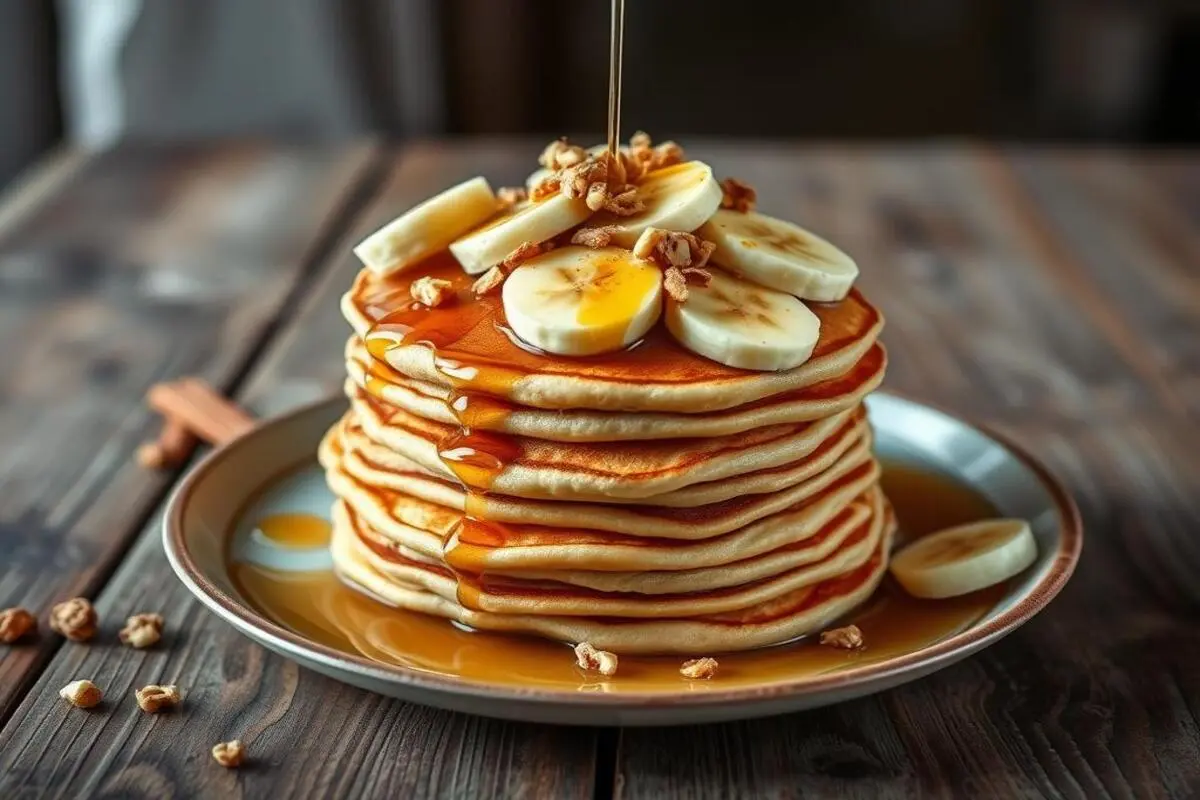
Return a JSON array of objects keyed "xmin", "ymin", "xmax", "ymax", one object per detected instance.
[{"xmin": 231, "ymin": 462, "xmax": 1008, "ymax": 689}]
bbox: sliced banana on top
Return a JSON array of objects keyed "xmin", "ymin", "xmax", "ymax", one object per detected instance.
[
  {"xmin": 449, "ymin": 194, "xmax": 592, "ymax": 275},
  {"xmin": 664, "ymin": 267, "xmax": 820, "ymax": 371},
  {"xmin": 502, "ymin": 246, "xmax": 663, "ymax": 356},
  {"xmin": 698, "ymin": 210, "xmax": 859, "ymax": 302},
  {"xmin": 889, "ymin": 518, "xmax": 1037, "ymax": 599},
  {"xmin": 354, "ymin": 176, "xmax": 498, "ymax": 277},
  {"xmin": 592, "ymin": 161, "xmax": 724, "ymax": 248}
]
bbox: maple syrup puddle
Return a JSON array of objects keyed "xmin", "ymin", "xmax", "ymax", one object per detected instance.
[
  {"xmin": 252, "ymin": 513, "xmax": 332, "ymax": 550},
  {"xmin": 229, "ymin": 461, "xmax": 1008, "ymax": 692}
]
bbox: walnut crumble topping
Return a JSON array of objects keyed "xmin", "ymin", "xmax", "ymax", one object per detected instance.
[
  {"xmin": 720, "ymin": 177, "xmax": 757, "ymax": 212},
  {"xmin": 571, "ymin": 225, "xmax": 620, "ymax": 248},
  {"xmin": 632, "ymin": 227, "xmax": 716, "ymax": 302},
  {"xmin": 472, "ymin": 266, "xmax": 507, "ymax": 297},
  {"xmin": 0, "ymin": 607, "xmax": 37, "ymax": 643},
  {"xmin": 135, "ymin": 684, "xmax": 181, "ymax": 713},
  {"xmin": 119, "ymin": 613, "xmax": 164, "ymax": 649},
  {"xmin": 60, "ymin": 679, "xmax": 102, "ymax": 709},
  {"xmin": 819, "ymin": 624, "xmax": 865, "ymax": 650},
  {"xmin": 212, "ymin": 740, "xmax": 246, "ymax": 768},
  {"xmin": 539, "ymin": 138, "xmax": 588, "ymax": 171},
  {"xmin": 628, "ymin": 131, "xmax": 686, "ymax": 175},
  {"xmin": 410, "ymin": 276, "xmax": 455, "ymax": 308},
  {"xmin": 50, "ymin": 597, "xmax": 98, "ymax": 642},
  {"xmin": 532, "ymin": 141, "xmax": 647, "ymax": 216},
  {"xmin": 679, "ymin": 657, "xmax": 719, "ymax": 680},
  {"xmin": 574, "ymin": 642, "xmax": 619, "ymax": 677},
  {"xmin": 497, "ymin": 186, "xmax": 528, "ymax": 208}
]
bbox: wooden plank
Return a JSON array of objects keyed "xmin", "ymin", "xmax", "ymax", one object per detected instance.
[
  {"xmin": 615, "ymin": 146, "xmax": 1200, "ymax": 798},
  {"xmin": 0, "ymin": 143, "xmax": 380, "ymax": 720},
  {"xmin": 0, "ymin": 142, "xmax": 597, "ymax": 799}
]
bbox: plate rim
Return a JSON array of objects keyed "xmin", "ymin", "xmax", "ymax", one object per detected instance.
[{"xmin": 163, "ymin": 392, "xmax": 1082, "ymax": 711}]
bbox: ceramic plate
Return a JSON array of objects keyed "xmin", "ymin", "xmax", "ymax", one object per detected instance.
[{"xmin": 163, "ymin": 394, "xmax": 1081, "ymax": 726}]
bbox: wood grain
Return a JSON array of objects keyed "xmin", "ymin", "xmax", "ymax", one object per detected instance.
[
  {"xmin": 0, "ymin": 143, "xmax": 379, "ymax": 721},
  {"xmin": 615, "ymin": 145, "xmax": 1200, "ymax": 799},
  {"xmin": 0, "ymin": 143, "xmax": 598, "ymax": 799}
]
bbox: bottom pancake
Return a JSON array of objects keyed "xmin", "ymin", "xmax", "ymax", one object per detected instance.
[{"xmin": 330, "ymin": 499, "xmax": 896, "ymax": 655}]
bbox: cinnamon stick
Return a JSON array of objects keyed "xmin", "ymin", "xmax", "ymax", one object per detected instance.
[
  {"xmin": 146, "ymin": 378, "xmax": 255, "ymax": 446},
  {"xmin": 137, "ymin": 418, "xmax": 198, "ymax": 469}
]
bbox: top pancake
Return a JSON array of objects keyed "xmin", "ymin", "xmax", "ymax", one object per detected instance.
[{"xmin": 342, "ymin": 253, "xmax": 884, "ymax": 413}]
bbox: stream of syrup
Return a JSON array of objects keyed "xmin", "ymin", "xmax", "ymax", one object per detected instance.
[{"xmin": 230, "ymin": 461, "xmax": 1007, "ymax": 692}]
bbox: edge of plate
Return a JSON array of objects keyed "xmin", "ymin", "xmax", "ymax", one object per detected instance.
[{"xmin": 163, "ymin": 393, "xmax": 1082, "ymax": 715}]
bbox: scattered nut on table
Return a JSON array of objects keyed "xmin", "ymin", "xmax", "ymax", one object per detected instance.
[
  {"xmin": 212, "ymin": 740, "xmax": 245, "ymax": 768},
  {"xmin": 60, "ymin": 679, "xmax": 103, "ymax": 709},
  {"xmin": 49, "ymin": 597, "xmax": 98, "ymax": 642},
  {"xmin": 0, "ymin": 607, "xmax": 37, "ymax": 643},
  {"xmin": 574, "ymin": 642, "xmax": 619, "ymax": 677},
  {"xmin": 135, "ymin": 684, "xmax": 181, "ymax": 713},
  {"xmin": 819, "ymin": 624, "xmax": 865, "ymax": 650},
  {"xmin": 679, "ymin": 657, "xmax": 719, "ymax": 680},
  {"xmin": 119, "ymin": 613, "xmax": 164, "ymax": 649}
]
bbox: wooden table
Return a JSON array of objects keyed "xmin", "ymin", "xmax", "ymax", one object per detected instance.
[{"xmin": 0, "ymin": 141, "xmax": 1197, "ymax": 799}]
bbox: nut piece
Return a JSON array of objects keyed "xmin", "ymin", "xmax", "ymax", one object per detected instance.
[
  {"xmin": 679, "ymin": 657, "xmax": 719, "ymax": 680},
  {"xmin": 135, "ymin": 684, "xmax": 181, "ymax": 713},
  {"xmin": 627, "ymin": 132, "xmax": 686, "ymax": 174},
  {"xmin": 60, "ymin": 679, "xmax": 102, "ymax": 709},
  {"xmin": 530, "ymin": 174, "xmax": 561, "ymax": 201},
  {"xmin": 539, "ymin": 138, "xmax": 587, "ymax": 170},
  {"xmin": 497, "ymin": 186, "xmax": 528, "ymax": 207},
  {"xmin": 720, "ymin": 177, "xmax": 757, "ymax": 213},
  {"xmin": 0, "ymin": 607, "xmax": 37, "ymax": 643},
  {"xmin": 472, "ymin": 266, "xmax": 507, "ymax": 297},
  {"xmin": 501, "ymin": 240, "xmax": 547, "ymax": 271},
  {"xmin": 571, "ymin": 225, "xmax": 619, "ymax": 249},
  {"xmin": 410, "ymin": 276, "xmax": 455, "ymax": 308},
  {"xmin": 50, "ymin": 597, "xmax": 97, "ymax": 642},
  {"xmin": 119, "ymin": 613, "xmax": 164, "ymax": 649},
  {"xmin": 212, "ymin": 740, "xmax": 246, "ymax": 769},
  {"xmin": 574, "ymin": 642, "xmax": 619, "ymax": 677},
  {"xmin": 632, "ymin": 228, "xmax": 716, "ymax": 303},
  {"xmin": 819, "ymin": 624, "xmax": 865, "ymax": 650}
]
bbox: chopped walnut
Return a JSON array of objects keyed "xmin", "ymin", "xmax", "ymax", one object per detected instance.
[
  {"xmin": 212, "ymin": 740, "xmax": 246, "ymax": 769},
  {"xmin": 630, "ymin": 130, "xmax": 652, "ymax": 150},
  {"xmin": 632, "ymin": 228, "xmax": 716, "ymax": 303},
  {"xmin": 135, "ymin": 684, "xmax": 181, "ymax": 713},
  {"xmin": 410, "ymin": 276, "xmax": 455, "ymax": 308},
  {"xmin": 574, "ymin": 642, "xmax": 619, "ymax": 677},
  {"xmin": 560, "ymin": 159, "xmax": 610, "ymax": 202},
  {"xmin": 501, "ymin": 240, "xmax": 547, "ymax": 271},
  {"xmin": 60, "ymin": 679, "xmax": 102, "ymax": 709},
  {"xmin": 720, "ymin": 177, "xmax": 757, "ymax": 212},
  {"xmin": 627, "ymin": 132, "xmax": 686, "ymax": 174},
  {"xmin": 472, "ymin": 266, "xmax": 507, "ymax": 297},
  {"xmin": 820, "ymin": 624, "xmax": 865, "ymax": 650},
  {"xmin": 119, "ymin": 613, "xmax": 164, "ymax": 649},
  {"xmin": 530, "ymin": 175, "xmax": 561, "ymax": 201},
  {"xmin": 571, "ymin": 225, "xmax": 620, "ymax": 248},
  {"xmin": 0, "ymin": 607, "xmax": 37, "ymax": 643},
  {"xmin": 497, "ymin": 186, "xmax": 528, "ymax": 208},
  {"xmin": 585, "ymin": 181, "xmax": 610, "ymax": 212},
  {"xmin": 602, "ymin": 187, "xmax": 645, "ymax": 216},
  {"xmin": 50, "ymin": 598, "xmax": 97, "ymax": 642},
  {"xmin": 679, "ymin": 657, "xmax": 719, "ymax": 679},
  {"xmin": 539, "ymin": 138, "xmax": 587, "ymax": 170}
]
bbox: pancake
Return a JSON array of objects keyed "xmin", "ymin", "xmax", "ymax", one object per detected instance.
[
  {"xmin": 349, "ymin": 387, "xmax": 861, "ymax": 501},
  {"xmin": 341, "ymin": 252, "xmax": 884, "ymax": 413},
  {"xmin": 345, "ymin": 335, "xmax": 887, "ymax": 442},
  {"xmin": 331, "ymin": 498, "xmax": 896, "ymax": 655},
  {"xmin": 323, "ymin": 417, "xmax": 881, "ymax": 540}
]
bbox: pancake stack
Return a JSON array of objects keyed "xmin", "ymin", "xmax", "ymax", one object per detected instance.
[{"xmin": 321, "ymin": 138, "xmax": 894, "ymax": 655}]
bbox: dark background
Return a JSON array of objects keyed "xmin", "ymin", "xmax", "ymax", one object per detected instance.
[{"xmin": 2, "ymin": 0, "xmax": 1198, "ymax": 189}]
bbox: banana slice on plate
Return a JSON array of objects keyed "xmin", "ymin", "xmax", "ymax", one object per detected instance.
[
  {"xmin": 502, "ymin": 246, "xmax": 662, "ymax": 356},
  {"xmin": 664, "ymin": 267, "xmax": 820, "ymax": 371},
  {"xmin": 592, "ymin": 161, "xmax": 724, "ymax": 248},
  {"xmin": 450, "ymin": 195, "xmax": 592, "ymax": 275},
  {"xmin": 890, "ymin": 518, "xmax": 1037, "ymax": 599},
  {"xmin": 698, "ymin": 210, "xmax": 859, "ymax": 302},
  {"xmin": 354, "ymin": 177, "xmax": 498, "ymax": 276}
]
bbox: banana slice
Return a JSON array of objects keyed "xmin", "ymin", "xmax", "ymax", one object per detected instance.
[
  {"xmin": 664, "ymin": 267, "xmax": 820, "ymax": 371},
  {"xmin": 502, "ymin": 246, "xmax": 662, "ymax": 356},
  {"xmin": 525, "ymin": 144, "xmax": 608, "ymax": 190},
  {"xmin": 698, "ymin": 210, "xmax": 859, "ymax": 302},
  {"xmin": 450, "ymin": 195, "xmax": 592, "ymax": 275},
  {"xmin": 354, "ymin": 176, "xmax": 498, "ymax": 276},
  {"xmin": 592, "ymin": 161, "xmax": 724, "ymax": 248},
  {"xmin": 890, "ymin": 518, "xmax": 1037, "ymax": 599}
]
